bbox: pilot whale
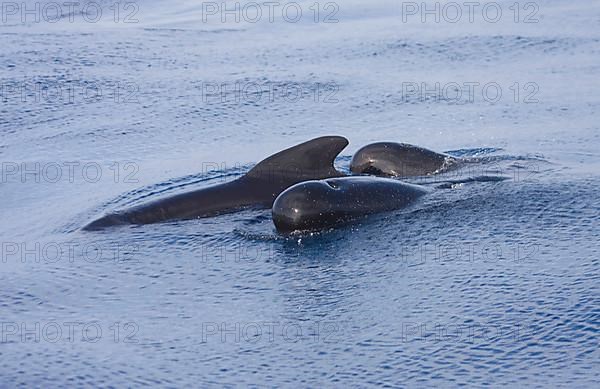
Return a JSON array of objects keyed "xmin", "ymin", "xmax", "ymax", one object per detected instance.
[
  {"xmin": 272, "ymin": 176, "xmax": 427, "ymax": 232},
  {"xmin": 350, "ymin": 142, "xmax": 456, "ymax": 177},
  {"xmin": 83, "ymin": 136, "xmax": 349, "ymax": 230}
]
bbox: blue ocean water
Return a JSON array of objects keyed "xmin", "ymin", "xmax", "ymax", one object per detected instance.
[{"xmin": 1, "ymin": 0, "xmax": 599, "ymax": 386}]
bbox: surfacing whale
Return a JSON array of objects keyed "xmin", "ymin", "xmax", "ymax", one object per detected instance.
[
  {"xmin": 83, "ymin": 136, "xmax": 348, "ymax": 230},
  {"xmin": 272, "ymin": 176, "xmax": 427, "ymax": 233},
  {"xmin": 350, "ymin": 142, "xmax": 456, "ymax": 177}
]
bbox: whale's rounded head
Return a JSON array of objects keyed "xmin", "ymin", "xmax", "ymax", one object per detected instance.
[
  {"xmin": 272, "ymin": 177, "xmax": 427, "ymax": 233},
  {"xmin": 271, "ymin": 180, "xmax": 334, "ymax": 232},
  {"xmin": 350, "ymin": 142, "xmax": 453, "ymax": 178}
]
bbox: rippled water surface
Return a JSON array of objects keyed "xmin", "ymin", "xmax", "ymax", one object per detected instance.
[{"xmin": 1, "ymin": 0, "xmax": 599, "ymax": 387}]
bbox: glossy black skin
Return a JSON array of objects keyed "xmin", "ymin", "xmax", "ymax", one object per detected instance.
[
  {"xmin": 272, "ymin": 176, "xmax": 427, "ymax": 233},
  {"xmin": 83, "ymin": 136, "xmax": 349, "ymax": 230},
  {"xmin": 350, "ymin": 142, "xmax": 455, "ymax": 177}
]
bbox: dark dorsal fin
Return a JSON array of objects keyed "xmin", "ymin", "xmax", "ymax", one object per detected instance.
[{"xmin": 246, "ymin": 136, "xmax": 349, "ymax": 181}]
